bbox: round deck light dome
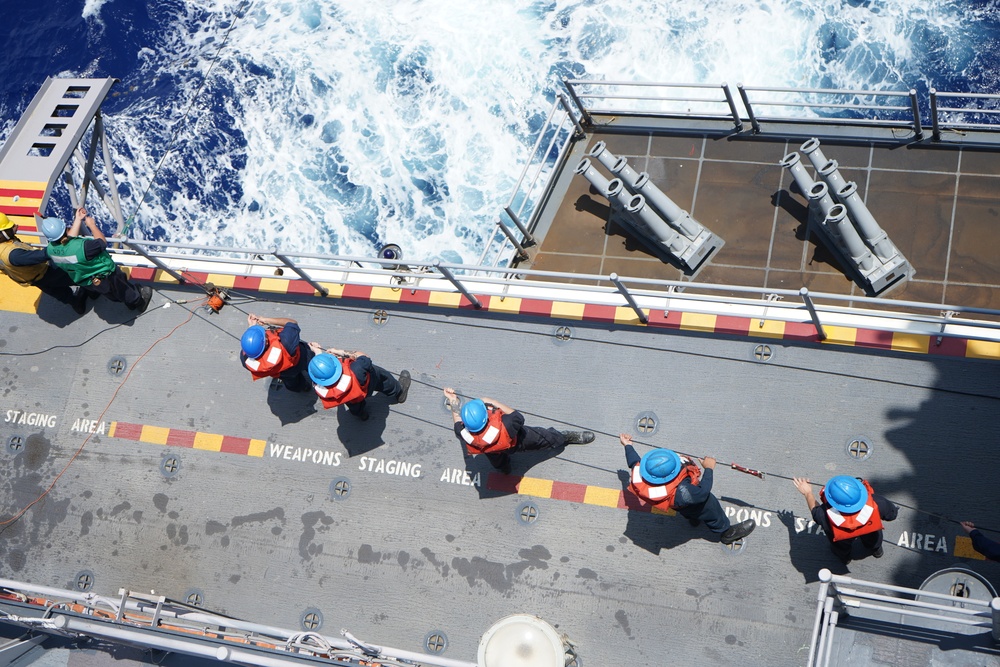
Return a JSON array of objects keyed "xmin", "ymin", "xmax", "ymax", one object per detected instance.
[{"xmin": 478, "ymin": 614, "xmax": 572, "ymax": 667}]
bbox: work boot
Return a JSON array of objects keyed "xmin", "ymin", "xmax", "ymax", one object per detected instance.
[
  {"xmin": 560, "ymin": 430, "xmax": 595, "ymax": 445},
  {"xmin": 688, "ymin": 517, "xmax": 701, "ymax": 528},
  {"xmin": 719, "ymin": 519, "xmax": 755, "ymax": 545},
  {"xmin": 71, "ymin": 289, "xmax": 88, "ymax": 315},
  {"xmin": 872, "ymin": 546, "xmax": 884, "ymax": 558},
  {"xmin": 396, "ymin": 370, "xmax": 411, "ymax": 404},
  {"xmin": 135, "ymin": 286, "xmax": 153, "ymax": 313}
]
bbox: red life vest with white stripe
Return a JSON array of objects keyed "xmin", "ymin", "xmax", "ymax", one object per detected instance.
[
  {"xmin": 628, "ymin": 462, "xmax": 701, "ymax": 511},
  {"xmin": 820, "ymin": 479, "xmax": 883, "ymax": 542},
  {"xmin": 243, "ymin": 329, "xmax": 300, "ymax": 380},
  {"xmin": 314, "ymin": 358, "xmax": 370, "ymax": 408},
  {"xmin": 460, "ymin": 408, "xmax": 515, "ymax": 454}
]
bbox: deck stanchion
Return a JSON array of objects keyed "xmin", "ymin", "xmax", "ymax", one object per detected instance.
[
  {"xmin": 737, "ymin": 84, "xmax": 760, "ymax": 134},
  {"xmin": 495, "ymin": 220, "xmax": 529, "ymax": 262},
  {"xmin": 121, "ymin": 241, "xmax": 186, "ymax": 284},
  {"xmin": 721, "ymin": 83, "xmax": 743, "ymax": 132},
  {"xmin": 272, "ymin": 248, "xmax": 329, "ymax": 296},
  {"xmin": 807, "ymin": 570, "xmax": 833, "ymax": 667},
  {"xmin": 930, "ymin": 89, "xmax": 941, "ymax": 142},
  {"xmin": 800, "ymin": 287, "xmax": 827, "ymax": 341},
  {"xmin": 503, "ymin": 206, "xmax": 536, "ymax": 247},
  {"xmin": 436, "ymin": 262, "xmax": 482, "ymax": 309},
  {"xmin": 558, "ymin": 93, "xmax": 586, "ymax": 139},
  {"xmin": 992, "ymin": 598, "xmax": 1000, "ymax": 642},
  {"xmin": 610, "ymin": 273, "xmax": 648, "ymax": 324},
  {"xmin": 908, "ymin": 89, "xmax": 923, "ymax": 140},
  {"xmin": 562, "ymin": 78, "xmax": 593, "ymax": 127}
]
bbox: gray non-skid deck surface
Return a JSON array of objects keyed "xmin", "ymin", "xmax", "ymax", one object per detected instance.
[{"xmin": 1, "ymin": 288, "xmax": 998, "ymax": 666}]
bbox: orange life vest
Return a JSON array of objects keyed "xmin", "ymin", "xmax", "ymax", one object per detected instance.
[
  {"xmin": 628, "ymin": 462, "xmax": 701, "ymax": 510},
  {"xmin": 820, "ymin": 479, "xmax": 883, "ymax": 542},
  {"xmin": 243, "ymin": 329, "xmax": 300, "ymax": 380},
  {"xmin": 313, "ymin": 358, "xmax": 370, "ymax": 408},
  {"xmin": 459, "ymin": 407, "xmax": 516, "ymax": 454}
]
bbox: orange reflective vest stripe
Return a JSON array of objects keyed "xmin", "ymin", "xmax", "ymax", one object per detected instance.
[
  {"xmin": 243, "ymin": 329, "xmax": 300, "ymax": 380},
  {"xmin": 459, "ymin": 408, "xmax": 516, "ymax": 454},
  {"xmin": 820, "ymin": 479, "xmax": 884, "ymax": 542},
  {"xmin": 314, "ymin": 358, "xmax": 370, "ymax": 408},
  {"xmin": 628, "ymin": 462, "xmax": 701, "ymax": 511}
]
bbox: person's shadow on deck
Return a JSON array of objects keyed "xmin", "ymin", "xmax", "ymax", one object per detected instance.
[
  {"xmin": 618, "ymin": 470, "xmax": 700, "ymax": 554},
  {"xmin": 266, "ymin": 381, "xmax": 319, "ymax": 426},
  {"xmin": 471, "ymin": 444, "xmax": 567, "ymax": 500},
  {"xmin": 335, "ymin": 396, "xmax": 392, "ymax": 457},
  {"xmin": 775, "ymin": 509, "xmax": 848, "ymax": 583}
]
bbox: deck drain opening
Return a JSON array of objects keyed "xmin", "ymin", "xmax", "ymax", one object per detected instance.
[
  {"xmin": 950, "ymin": 582, "xmax": 971, "ymax": 598},
  {"xmin": 160, "ymin": 455, "xmax": 181, "ymax": 478},
  {"xmin": 554, "ymin": 326, "xmax": 573, "ymax": 342},
  {"xmin": 721, "ymin": 539, "xmax": 747, "ymax": 555},
  {"xmin": 424, "ymin": 631, "xmax": 448, "ymax": 654},
  {"xmin": 7, "ymin": 436, "xmax": 24, "ymax": 454},
  {"xmin": 107, "ymin": 356, "xmax": 127, "ymax": 377},
  {"xmin": 184, "ymin": 589, "xmax": 204, "ymax": 607},
  {"xmin": 846, "ymin": 437, "xmax": 873, "ymax": 461},
  {"xmin": 518, "ymin": 502, "xmax": 539, "ymax": 525},
  {"xmin": 752, "ymin": 344, "xmax": 773, "ymax": 362},
  {"xmin": 372, "ymin": 309, "xmax": 389, "ymax": 326},
  {"xmin": 330, "ymin": 478, "xmax": 351, "ymax": 501},
  {"xmin": 75, "ymin": 571, "xmax": 94, "ymax": 592},
  {"xmin": 635, "ymin": 411, "xmax": 658, "ymax": 436},
  {"xmin": 300, "ymin": 608, "xmax": 323, "ymax": 631}
]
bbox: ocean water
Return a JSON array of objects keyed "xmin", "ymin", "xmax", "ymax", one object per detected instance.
[{"xmin": 1, "ymin": 0, "xmax": 997, "ymax": 263}]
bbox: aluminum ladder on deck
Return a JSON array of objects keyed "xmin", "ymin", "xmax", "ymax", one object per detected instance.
[{"xmin": 0, "ymin": 77, "xmax": 123, "ymax": 234}]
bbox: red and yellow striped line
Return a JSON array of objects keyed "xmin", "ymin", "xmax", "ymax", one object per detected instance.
[
  {"xmin": 0, "ymin": 180, "xmax": 46, "ymax": 231},
  {"xmin": 122, "ymin": 267, "xmax": 997, "ymax": 362},
  {"xmin": 109, "ymin": 421, "xmax": 266, "ymax": 456},
  {"xmin": 486, "ymin": 472, "xmax": 675, "ymax": 516}
]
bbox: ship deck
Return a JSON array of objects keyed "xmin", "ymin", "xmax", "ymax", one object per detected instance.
[
  {"xmin": 1, "ymin": 267, "xmax": 999, "ymax": 665},
  {"xmin": 2, "ymin": 113, "xmax": 1000, "ymax": 666}
]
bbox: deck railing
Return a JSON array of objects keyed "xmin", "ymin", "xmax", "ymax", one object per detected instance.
[
  {"xmin": 929, "ymin": 89, "xmax": 1000, "ymax": 140},
  {"xmin": 20, "ymin": 231, "xmax": 1000, "ymax": 344},
  {"xmin": 736, "ymin": 85, "xmax": 923, "ymax": 137},
  {"xmin": 807, "ymin": 569, "xmax": 1000, "ymax": 667}
]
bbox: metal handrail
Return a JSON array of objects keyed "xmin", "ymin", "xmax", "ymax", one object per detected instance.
[
  {"xmin": 57, "ymin": 233, "xmax": 1000, "ymax": 343},
  {"xmin": 808, "ymin": 569, "xmax": 1000, "ymax": 667},
  {"xmin": 563, "ymin": 79, "xmax": 742, "ymax": 129},
  {"xmin": 737, "ymin": 84, "xmax": 921, "ymax": 137},
  {"xmin": 929, "ymin": 88, "xmax": 1000, "ymax": 140}
]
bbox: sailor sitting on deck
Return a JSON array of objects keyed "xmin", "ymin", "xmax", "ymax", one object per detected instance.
[
  {"xmin": 620, "ymin": 434, "xmax": 755, "ymax": 545},
  {"xmin": 40, "ymin": 207, "xmax": 151, "ymax": 313},
  {"xmin": 240, "ymin": 313, "xmax": 316, "ymax": 392},
  {"xmin": 0, "ymin": 212, "xmax": 86, "ymax": 313},
  {"xmin": 444, "ymin": 388, "xmax": 594, "ymax": 475},
  {"xmin": 308, "ymin": 350, "xmax": 410, "ymax": 421},
  {"xmin": 793, "ymin": 476, "xmax": 898, "ymax": 565}
]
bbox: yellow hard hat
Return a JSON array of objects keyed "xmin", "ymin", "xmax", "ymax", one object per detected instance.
[{"xmin": 0, "ymin": 212, "xmax": 12, "ymax": 231}]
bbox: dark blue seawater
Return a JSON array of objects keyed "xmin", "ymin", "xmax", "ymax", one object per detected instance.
[{"xmin": 1, "ymin": 0, "xmax": 998, "ymax": 260}]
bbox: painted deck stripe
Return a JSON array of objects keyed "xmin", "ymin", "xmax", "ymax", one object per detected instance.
[{"xmin": 110, "ymin": 421, "xmax": 265, "ymax": 457}]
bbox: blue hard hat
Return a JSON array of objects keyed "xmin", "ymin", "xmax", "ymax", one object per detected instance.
[
  {"xmin": 639, "ymin": 449, "xmax": 682, "ymax": 485},
  {"xmin": 40, "ymin": 217, "xmax": 67, "ymax": 241},
  {"xmin": 240, "ymin": 325, "xmax": 267, "ymax": 359},
  {"xmin": 824, "ymin": 476, "xmax": 868, "ymax": 514},
  {"xmin": 309, "ymin": 353, "xmax": 342, "ymax": 387},
  {"xmin": 461, "ymin": 399, "xmax": 488, "ymax": 433}
]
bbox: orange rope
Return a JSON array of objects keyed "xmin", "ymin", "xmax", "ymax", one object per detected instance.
[{"xmin": 0, "ymin": 298, "xmax": 207, "ymax": 527}]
